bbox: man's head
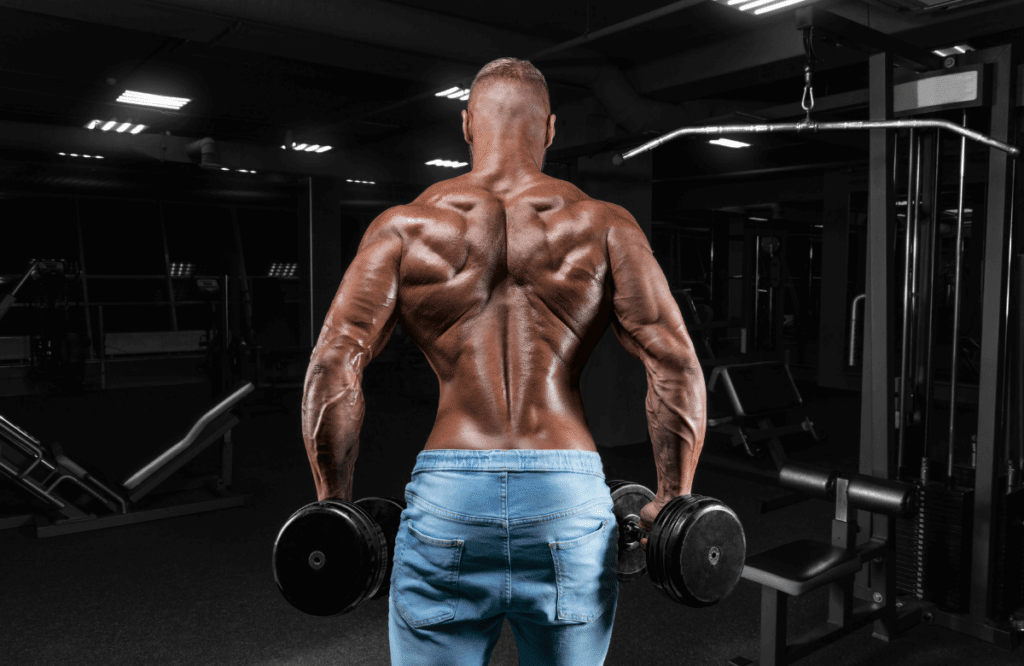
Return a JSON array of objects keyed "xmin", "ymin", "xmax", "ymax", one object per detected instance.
[{"xmin": 462, "ymin": 58, "xmax": 555, "ymax": 168}]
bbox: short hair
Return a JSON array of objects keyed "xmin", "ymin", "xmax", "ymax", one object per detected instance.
[{"xmin": 469, "ymin": 57, "xmax": 549, "ymax": 110}]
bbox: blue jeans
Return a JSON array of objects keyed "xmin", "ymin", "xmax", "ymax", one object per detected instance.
[{"xmin": 388, "ymin": 449, "xmax": 619, "ymax": 666}]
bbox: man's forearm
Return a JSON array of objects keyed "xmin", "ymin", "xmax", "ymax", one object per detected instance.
[
  {"xmin": 301, "ymin": 363, "xmax": 366, "ymax": 502},
  {"xmin": 646, "ymin": 363, "xmax": 707, "ymax": 500}
]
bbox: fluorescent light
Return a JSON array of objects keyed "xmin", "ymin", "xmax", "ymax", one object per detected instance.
[
  {"xmin": 459, "ymin": 93, "xmax": 470, "ymax": 101},
  {"xmin": 268, "ymin": 262, "xmax": 298, "ymax": 278},
  {"xmin": 221, "ymin": 167, "xmax": 229, "ymax": 171},
  {"xmin": 83, "ymin": 154, "xmax": 92, "ymax": 158},
  {"xmin": 89, "ymin": 119, "xmax": 146, "ymax": 133},
  {"xmin": 933, "ymin": 44, "xmax": 975, "ymax": 57},
  {"xmin": 426, "ymin": 158, "xmax": 468, "ymax": 168},
  {"xmin": 281, "ymin": 145, "xmax": 287, "ymax": 149},
  {"xmin": 95, "ymin": 156, "xmax": 104, "ymax": 159},
  {"xmin": 70, "ymin": 153, "xmax": 79, "ymax": 157},
  {"xmin": 709, "ymin": 138, "xmax": 750, "ymax": 148},
  {"xmin": 170, "ymin": 262, "xmax": 195, "ymax": 278},
  {"xmin": 117, "ymin": 90, "xmax": 191, "ymax": 110},
  {"xmin": 447, "ymin": 88, "xmax": 469, "ymax": 99},
  {"xmin": 287, "ymin": 143, "xmax": 331, "ymax": 152},
  {"xmin": 749, "ymin": 216, "xmax": 768, "ymax": 221},
  {"xmin": 738, "ymin": 0, "xmax": 779, "ymax": 10},
  {"xmin": 753, "ymin": 0, "xmax": 810, "ymax": 14},
  {"xmin": 436, "ymin": 86, "xmax": 461, "ymax": 97},
  {"xmin": 58, "ymin": 152, "xmax": 66, "ymax": 156}
]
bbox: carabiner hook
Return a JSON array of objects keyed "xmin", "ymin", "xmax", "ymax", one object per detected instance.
[{"xmin": 800, "ymin": 28, "xmax": 817, "ymax": 123}]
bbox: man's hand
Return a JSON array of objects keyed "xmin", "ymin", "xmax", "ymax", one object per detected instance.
[{"xmin": 637, "ymin": 496, "xmax": 674, "ymax": 550}]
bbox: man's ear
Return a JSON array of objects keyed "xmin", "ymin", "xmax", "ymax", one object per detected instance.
[
  {"xmin": 462, "ymin": 109, "xmax": 471, "ymax": 144},
  {"xmin": 544, "ymin": 114, "xmax": 556, "ymax": 150}
]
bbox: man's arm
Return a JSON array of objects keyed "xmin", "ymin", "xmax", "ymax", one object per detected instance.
[
  {"xmin": 606, "ymin": 205, "xmax": 706, "ymax": 501},
  {"xmin": 301, "ymin": 209, "xmax": 403, "ymax": 502}
]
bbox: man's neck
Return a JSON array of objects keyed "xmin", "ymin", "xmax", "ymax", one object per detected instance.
[{"xmin": 467, "ymin": 133, "xmax": 544, "ymax": 192}]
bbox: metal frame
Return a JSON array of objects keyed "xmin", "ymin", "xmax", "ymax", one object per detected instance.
[
  {"xmin": 729, "ymin": 477, "xmax": 919, "ymax": 666},
  {"xmin": 0, "ymin": 384, "xmax": 252, "ymax": 538},
  {"xmin": 616, "ymin": 118, "xmax": 1020, "ymax": 164},
  {"xmin": 969, "ymin": 41, "xmax": 1019, "ymax": 622}
]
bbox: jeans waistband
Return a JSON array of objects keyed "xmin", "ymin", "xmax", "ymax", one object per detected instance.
[{"xmin": 412, "ymin": 449, "xmax": 606, "ymax": 476}]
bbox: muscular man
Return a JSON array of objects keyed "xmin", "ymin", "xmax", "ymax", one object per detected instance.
[{"xmin": 302, "ymin": 58, "xmax": 706, "ymax": 666}]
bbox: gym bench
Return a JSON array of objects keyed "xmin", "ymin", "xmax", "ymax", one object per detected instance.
[
  {"xmin": 729, "ymin": 461, "xmax": 917, "ymax": 666},
  {"xmin": 0, "ymin": 382, "xmax": 253, "ymax": 537},
  {"xmin": 706, "ymin": 361, "xmax": 820, "ymax": 461}
]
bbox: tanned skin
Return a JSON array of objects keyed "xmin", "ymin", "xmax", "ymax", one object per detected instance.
[{"xmin": 302, "ymin": 75, "xmax": 706, "ymax": 548}]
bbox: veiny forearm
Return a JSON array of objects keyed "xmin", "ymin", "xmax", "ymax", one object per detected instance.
[
  {"xmin": 646, "ymin": 362, "xmax": 707, "ymax": 500},
  {"xmin": 301, "ymin": 363, "xmax": 366, "ymax": 502}
]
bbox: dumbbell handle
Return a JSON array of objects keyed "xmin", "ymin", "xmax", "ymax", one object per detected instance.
[{"xmin": 620, "ymin": 515, "xmax": 649, "ymax": 551}]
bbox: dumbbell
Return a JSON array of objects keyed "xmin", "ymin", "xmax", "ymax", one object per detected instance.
[
  {"xmin": 272, "ymin": 496, "xmax": 405, "ymax": 616},
  {"xmin": 607, "ymin": 480, "xmax": 746, "ymax": 607}
]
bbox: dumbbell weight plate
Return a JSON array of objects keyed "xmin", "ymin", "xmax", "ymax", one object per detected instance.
[
  {"xmin": 647, "ymin": 495, "xmax": 746, "ymax": 608},
  {"xmin": 607, "ymin": 480, "xmax": 656, "ymax": 581},
  {"xmin": 273, "ymin": 499, "xmax": 386, "ymax": 616},
  {"xmin": 355, "ymin": 496, "xmax": 406, "ymax": 601}
]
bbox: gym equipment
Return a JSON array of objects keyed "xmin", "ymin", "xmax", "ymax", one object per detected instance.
[
  {"xmin": 0, "ymin": 259, "xmax": 64, "ymax": 324},
  {"xmin": 706, "ymin": 361, "xmax": 818, "ymax": 460},
  {"xmin": 675, "ymin": 290, "xmax": 821, "ymax": 477},
  {"xmin": 608, "ymin": 480, "xmax": 746, "ymax": 608},
  {"xmin": 273, "ymin": 496, "xmax": 405, "ymax": 616},
  {"xmin": 730, "ymin": 462, "xmax": 917, "ymax": 666},
  {"xmin": 0, "ymin": 381, "xmax": 253, "ymax": 537},
  {"xmin": 619, "ymin": 14, "xmax": 1024, "ymax": 646},
  {"xmin": 614, "ymin": 118, "xmax": 1018, "ymax": 166}
]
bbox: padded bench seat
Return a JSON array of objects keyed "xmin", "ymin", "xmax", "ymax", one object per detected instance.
[{"xmin": 742, "ymin": 539, "xmax": 862, "ymax": 597}]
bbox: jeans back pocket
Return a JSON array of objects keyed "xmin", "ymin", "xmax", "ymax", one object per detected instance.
[
  {"xmin": 393, "ymin": 523, "xmax": 464, "ymax": 628},
  {"xmin": 549, "ymin": 518, "xmax": 618, "ymax": 623}
]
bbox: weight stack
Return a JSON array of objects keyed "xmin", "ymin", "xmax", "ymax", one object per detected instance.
[
  {"xmin": 896, "ymin": 482, "xmax": 974, "ymax": 612},
  {"xmin": 993, "ymin": 486, "xmax": 1024, "ymax": 616}
]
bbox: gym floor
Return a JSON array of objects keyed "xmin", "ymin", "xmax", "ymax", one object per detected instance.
[{"xmin": 0, "ymin": 379, "xmax": 1018, "ymax": 666}]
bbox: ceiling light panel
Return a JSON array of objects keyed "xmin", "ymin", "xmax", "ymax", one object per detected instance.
[
  {"xmin": 268, "ymin": 262, "xmax": 298, "ymax": 278},
  {"xmin": 425, "ymin": 158, "xmax": 469, "ymax": 168},
  {"xmin": 709, "ymin": 138, "xmax": 751, "ymax": 148},
  {"xmin": 437, "ymin": 86, "xmax": 471, "ymax": 101},
  {"xmin": 932, "ymin": 44, "xmax": 975, "ymax": 57},
  {"xmin": 87, "ymin": 120, "xmax": 146, "ymax": 134},
  {"xmin": 288, "ymin": 142, "xmax": 332, "ymax": 152},
  {"xmin": 716, "ymin": 0, "xmax": 817, "ymax": 14},
  {"xmin": 117, "ymin": 90, "xmax": 191, "ymax": 110}
]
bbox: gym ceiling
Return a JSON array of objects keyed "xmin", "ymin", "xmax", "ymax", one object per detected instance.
[{"xmin": 1, "ymin": 0, "xmax": 1023, "ymax": 204}]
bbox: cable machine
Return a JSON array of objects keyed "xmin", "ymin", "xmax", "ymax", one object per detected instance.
[{"xmin": 616, "ymin": 8, "xmax": 1022, "ymax": 658}]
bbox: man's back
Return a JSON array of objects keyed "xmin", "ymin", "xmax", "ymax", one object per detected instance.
[
  {"xmin": 302, "ymin": 57, "xmax": 703, "ymax": 514},
  {"xmin": 391, "ymin": 173, "xmax": 615, "ymax": 452}
]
